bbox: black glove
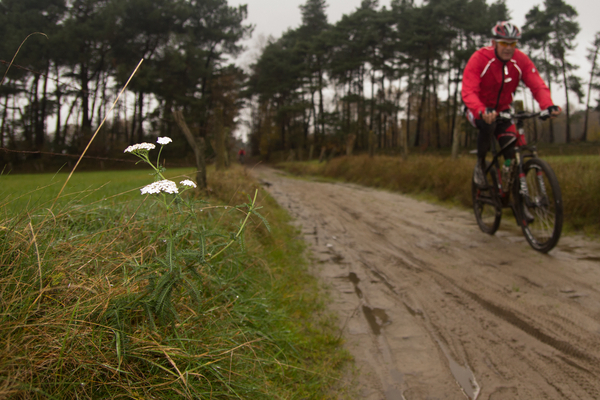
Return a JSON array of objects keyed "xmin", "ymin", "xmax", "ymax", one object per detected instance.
[
  {"xmin": 548, "ymin": 105, "xmax": 560, "ymax": 114},
  {"xmin": 478, "ymin": 107, "xmax": 496, "ymax": 118},
  {"xmin": 540, "ymin": 105, "xmax": 560, "ymax": 120}
]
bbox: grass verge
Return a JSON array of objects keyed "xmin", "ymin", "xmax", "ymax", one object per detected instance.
[
  {"xmin": 276, "ymin": 154, "xmax": 600, "ymax": 235},
  {"xmin": 0, "ymin": 164, "xmax": 350, "ymax": 399}
]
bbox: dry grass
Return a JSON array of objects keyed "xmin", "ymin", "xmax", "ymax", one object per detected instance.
[
  {"xmin": 546, "ymin": 156, "xmax": 600, "ymax": 233},
  {"xmin": 0, "ymin": 164, "xmax": 350, "ymax": 399},
  {"xmin": 282, "ymin": 155, "xmax": 473, "ymax": 205}
]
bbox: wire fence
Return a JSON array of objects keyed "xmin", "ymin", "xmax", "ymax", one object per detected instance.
[
  {"xmin": 0, "ymin": 147, "xmax": 136, "ymax": 163},
  {"xmin": 0, "ymin": 147, "xmax": 198, "ymax": 174}
]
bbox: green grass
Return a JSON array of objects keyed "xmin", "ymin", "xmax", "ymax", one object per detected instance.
[
  {"xmin": 0, "ymin": 168, "xmax": 198, "ymax": 213},
  {"xmin": 0, "ymin": 165, "xmax": 350, "ymax": 399},
  {"xmin": 276, "ymin": 153, "xmax": 600, "ymax": 236}
]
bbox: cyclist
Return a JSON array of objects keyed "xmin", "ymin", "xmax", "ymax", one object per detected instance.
[
  {"xmin": 237, "ymin": 147, "xmax": 246, "ymax": 164},
  {"xmin": 461, "ymin": 21, "xmax": 561, "ymax": 187}
]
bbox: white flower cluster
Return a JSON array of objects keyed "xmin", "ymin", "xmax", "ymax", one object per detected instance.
[
  {"xmin": 140, "ymin": 180, "xmax": 179, "ymax": 195},
  {"xmin": 124, "ymin": 143, "xmax": 156, "ymax": 153},
  {"xmin": 157, "ymin": 137, "xmax": 172, "ymax": 145},
  {"xmin": 180, "ymin": 179, "xmax": 197, "ymax": 188}
]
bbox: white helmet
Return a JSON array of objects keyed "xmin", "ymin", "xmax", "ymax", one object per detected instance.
[{"xmin": 491, "ymin": 21, "xmax": 521, "ymax": 40}]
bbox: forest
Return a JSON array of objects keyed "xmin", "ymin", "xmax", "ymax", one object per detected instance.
[
  {"xmin": 0, "ymin": 0, "xmax": 251, "ymax": 172},
  {"xmin": 1, "ymin": 0, "xmax": 600, "ymax": 170},
  {"xmin": 247, "ymin": 0, "xmax": 600, "ymax": 159}
]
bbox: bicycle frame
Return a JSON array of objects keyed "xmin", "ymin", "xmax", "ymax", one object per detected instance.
[
  {"xmin": 473, "ymin": 108, "xmax": 562, "ymax": 252},
  {"xmin": 483, "ymin": 112, "xmax": 542, "ymax": 221}
]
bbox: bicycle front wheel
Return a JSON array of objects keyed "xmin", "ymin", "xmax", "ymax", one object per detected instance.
[
  {"xmin": 518, "ymin": 158, "xmax": 563, "ymax": 253},
  {"xmin": 472, "ymin": 164, "xmax": 502, "ymax": 235}
]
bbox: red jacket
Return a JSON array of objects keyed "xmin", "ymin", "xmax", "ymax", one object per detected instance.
[{"xmin": 462, "ymin": 46, "xmax": 554, "ymax": 119}]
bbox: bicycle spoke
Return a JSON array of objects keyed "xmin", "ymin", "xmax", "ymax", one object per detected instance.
[
  {"xmin": 472, "ymin": 164, "xmax": 501, "ymax": 235},
  {"xmin": 519, "ymin": 159, "xmax": 563, "ymax": 253}
]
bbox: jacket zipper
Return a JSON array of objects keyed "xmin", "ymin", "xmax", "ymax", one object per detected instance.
[{"xmin": 494, "ymin": 61, "xmax": 507, "ymax": 110}]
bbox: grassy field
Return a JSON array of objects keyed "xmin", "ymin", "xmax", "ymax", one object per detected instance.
[
  {"xmin": 0, "ymin": 168, "xmax": 198, "ymax": 212},
  {"xmin": 276, "ymin": 153, "xmax": 600, "ymax": 235},
  {"xmin": 0, "ymin": 164, "xmax": 351, "ymax": 399}
]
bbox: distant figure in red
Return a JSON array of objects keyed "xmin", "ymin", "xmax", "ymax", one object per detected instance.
[{"xmin": 237, "ymin": 148, "xmax": 246, "ymax": 164}]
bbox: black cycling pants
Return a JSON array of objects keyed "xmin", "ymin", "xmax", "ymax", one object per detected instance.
[{"xmin": 476, "ymin": 118, "xmax": 516, "ymax": 168}]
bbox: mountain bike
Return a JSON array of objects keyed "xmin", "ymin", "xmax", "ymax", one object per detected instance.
[{"xmin": 472, "ymin": 110, "xmax": 563, "ymax": 253}]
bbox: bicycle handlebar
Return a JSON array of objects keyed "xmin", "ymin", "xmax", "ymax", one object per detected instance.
[{"xmin": 497, "ymin": 109, "xmax": 550, "ymax": 121}]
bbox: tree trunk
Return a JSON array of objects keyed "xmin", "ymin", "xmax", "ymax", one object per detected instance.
[
  {"xmin": 61, "ymin": 98, "xmax": 78, "ymax": 147},
  {"xmin": 27, "ymin": 74, "xmax": 40, "ymax": 150},
  {"xmin": 54, "ymin": 65, "xmax": 62, "ymax": 148},
  {"xmin": 416, "ymin": 58, "xmax": 430, "ymax": 147},
  {"xmin": 345, "ymin": 81, "xmax": 351, "ymax": 147},
  {"xmin": 310, "ymin": 76, "xmax": 318, "ymax": 142},
  {"xmin": 402, "ymin": 83, "xmax": 409, "ymax": 160},
  {"xmin": 282, "ymin": 114, "xmax": 288, "ymax": 152},
  {"xmin": 406, "ymin": 77, "xmax": 412, "ymax": 153},
  {"xmin": 302, "ymin": 92, "xmax": 310, "ymax": 149},
  {"xmin": 451, "ymin": 123, "xmax": 461, "ymax": 159},
  {"xmin": 318, "ymin": 63, "xmax": 325, "ymax": 143},
  {"xmin": 173, "ymin": 110, "xmax": 207, "ymax": 189},
  {"xmin": 36, "ymin": 61, "xmax": 50, "ymax": 152},
  {"xmin": 137, "ymin": 91, "xmax": 145, "ymax": 143},
  {"xmin": 393, "ymin": 79, "xmax": 401, "ymax": 149},
  {"xmin": 8, "ymin": 96, "xmax": 18, "ymax": 149},
  {"xmin": 90, "ymin": 70, "xmax": 101, "ymax": 129},
  {"xmin": 99, "ymin": 72, "xmax": 109, "ymax": 148},
  {"xmin": 560, "ymin": 57, "xmax": 571, "ymax": 143},
  {"xmin": 543, "ymin": 46, "xmax": 555, "ymax": 143},
  {"xmin": 319, "ymin": 146, "xmax": 326, "ymax": 163},
  {"xmin": 346, "ymin": 134, "xmax": 356, "ymax": 156},
  {"xmin": 446, "ymin": 66, "xmax": 452, "ymax": 140},
  {"xmin": 432, "ymin": 65, "xmax": 441, "ymax": 148},
  {"xmin": 450, "ymin": 66, "xmax": 462, "ymax": 147},
  {"xmin": 80, "ymin": 63, "xmax": 92, "ymax": 138},
  {"xmin": 359, "ymin": 68, "xmax": 367, "ymax": 149},
  {"xmin": 130, "ymin": 94, "xmax": 138, "ymax": 144},
  {"xmin": 214, "ymin": 108, "xmax": 227, "ymax": 171},
  {"xmin": 370, "ymin": 70, "xmax": 375, "ymax": 135},
  {"xmin": 583, "ymin": 42, "xmax": 599, "ymax": 142},
  {"xmin": 379, "ymin": 73, "xmax": 385, "ymax": 149},
  {"xmin": 0, "ymin": 94, "xmax": 8, "ymax": 148},
  {"xmin": 529, "ymin": 91, "xmax": 538, "ymax": 142}
]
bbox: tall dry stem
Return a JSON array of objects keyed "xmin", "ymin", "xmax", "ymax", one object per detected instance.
[
  {"xmin": 52, "ymin": 59, "xmax": 144, "ymax": 209},
  {"xmin": 0, "ymin": 32, "xmax": 47, "ymax": 86}
]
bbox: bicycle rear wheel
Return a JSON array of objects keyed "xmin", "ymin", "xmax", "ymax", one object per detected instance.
[
  {"xmin": 472, "ymin": 163, "xmax": 502, "ymax": 234},
  {"xmin": 517, "ymin": 158, "xmax": 563, "ymax": 253}
]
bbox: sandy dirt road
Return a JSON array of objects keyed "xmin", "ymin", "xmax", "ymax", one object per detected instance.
[{"xmin": 250, "ymin": 166, "xmax": 600, "ymax": 400}]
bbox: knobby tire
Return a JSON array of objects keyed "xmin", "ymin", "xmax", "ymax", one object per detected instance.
[
  {"xmin": 516, "ymin": 158, "xmax": 563, "ymax": 253},
  {"xmin": 472, "ymin": 163, "xmax": 502, "ymax": 235}
]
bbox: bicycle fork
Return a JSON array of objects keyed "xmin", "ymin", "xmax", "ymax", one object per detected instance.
[
  {"xmin": 515, "ymin": 152, "xmax": 530, "ymax": 198},
  {"xmin": 507, "ymin": 151, "xmax": 530, "ymax": 227}
]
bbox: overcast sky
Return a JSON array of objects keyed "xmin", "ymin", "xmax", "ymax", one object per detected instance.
[
  {"xmin": 229, "ymin": 0, "xmax": 597, "ymax": 106},
  {"xmin": 227, "ymin": 0, "xmax": 597, "ymax": 139},
  {"xmin": 230, "ymin": 0, "xmax": 597, "ymax": 65}
]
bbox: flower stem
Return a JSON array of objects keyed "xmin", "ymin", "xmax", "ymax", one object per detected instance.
[{"xmin": 209, "ymin": 189, "xmax": 258, "ymax": 261}]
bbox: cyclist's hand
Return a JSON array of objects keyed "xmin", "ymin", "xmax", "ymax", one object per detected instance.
[
  {"xmin": 481, "ymin": 107, "xmax": 497, "ymax": 124},
  {"xmin": 540, "ymin": 105, "xmax": 561, "ymax": 120},
  {"xmin": 548, "ymin": 105, "xmax": 561, "ymax": 118}
]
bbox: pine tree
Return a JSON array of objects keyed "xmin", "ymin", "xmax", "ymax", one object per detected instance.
[
  {"xmin": 583, "ymin": 32, "xmax": 600, "ymax": 141},
  {"xmin": 525, "ymin": 0, "xmax": 580, "ymax": 143}
]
